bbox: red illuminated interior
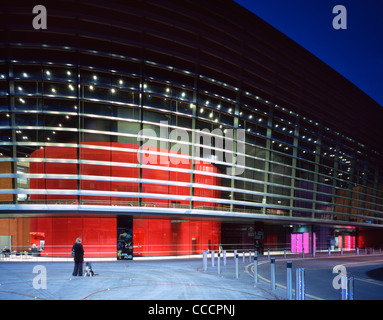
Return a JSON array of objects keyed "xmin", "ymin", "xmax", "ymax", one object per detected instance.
[{"xmin": 28, "ymin": 143, "xmax": 222, "ymax": 257}]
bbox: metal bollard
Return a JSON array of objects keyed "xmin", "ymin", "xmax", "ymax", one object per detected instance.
[
  {"xmin": 234, "ymin": 250, "xmax": 237, "ymax": 263},
  {"xmin": 211, "ymin": 250, "xmax": 215, "ymax": 267},
  {"xmin": 295, "ymin": 268, "xmax": 305, "ymax": 300},
  {"xmin": 271, "ymin": 258, "xmax": 276, "ymax": 290},
  {"xmin": 268, "ymin": 248, "xmax": 270, "ymax": 260},
  {"xmin": 328, "ymin": 248, "xmax": 331, "ymax": 256},
  {"xmin": 284, "ymin": 249, "xmax": 287, "ymax": 259},
  {"xmin": 341, "ymin": 275, "xmax": 354, "ymax": 300},
  {"xmin": 249, "ymin": 250, "xmax": 252, "ymax": 263},
  {"xmin": 217, "ymin": 252, "xmax": 221, "ymax": 275},
  {"xmin": 356, "ymin": 247, "xmax": 359, "ymax": 255},
  {"xmin": 203, "ymin": 251, "xmax": 208, "ymax": 271},
  {"xmin": 223, "ymin": 250, "xmax": 227, "ymax": 266},
  {"xmin": 243, "ymin": 250, "xmax": 245, "ymax": 263},
  {"xmin": 286, "ymin": 261, "xmax": 292, "ymax": 300},
  {"xmin": 254, "ymin": 255, "xmax": 258, "ymax": 284},
  {"xmin": 235, "ymin": 254, "xmax": 239, "ymax": 279}
]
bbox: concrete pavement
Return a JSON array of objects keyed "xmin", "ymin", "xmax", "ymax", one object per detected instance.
[{"xmin": 0, "ymin": 256, "xmax": 278, "ymax": 300}]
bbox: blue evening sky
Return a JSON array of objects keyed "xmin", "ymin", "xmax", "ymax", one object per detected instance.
[{"xmin": 234, "ymin": 0, "xmax": 383, "ymax": 107}]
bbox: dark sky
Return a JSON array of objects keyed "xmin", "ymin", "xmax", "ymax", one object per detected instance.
[{"xmin": 234, "ymin": 0, "xmax": 383, "ymax": 107}]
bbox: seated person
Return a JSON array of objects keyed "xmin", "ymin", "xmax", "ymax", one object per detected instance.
[{"xmin": 2, "ymin": 246, "xmax": 11, "ymax": 257}]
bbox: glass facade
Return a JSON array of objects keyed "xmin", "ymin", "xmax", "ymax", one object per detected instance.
[
  {"xmin": 1, "ymin": 61, "xmax": 382, "ymax": 225},
  {"xmin": 0, "ymin": 0, "xmax": 382, "ymax": 257}
]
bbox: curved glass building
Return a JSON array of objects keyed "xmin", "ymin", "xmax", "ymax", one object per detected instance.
[{"xmin": 1, "ymin": 0, "xmax": 382, "ymax": 258}]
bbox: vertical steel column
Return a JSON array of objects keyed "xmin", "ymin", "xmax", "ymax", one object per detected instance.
[
  {"xmin": 286, "ymin": 261, "xmax": 292, "ymax": 300},
  {"xmin": 203, "ymin": 251, "xmax": 207, "ymax": 271},
  {"xmin": 254, "ymin": 255, "xmax": 258, "ymax": 284},
  {"xmin": 295, "ymin": 268, "xmax": 305, "ymax": 300},
  {"xmin": 271, "ymin": 258, "xmax": 276, "ymax": 290}
]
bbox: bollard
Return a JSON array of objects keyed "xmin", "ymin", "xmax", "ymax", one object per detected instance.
[
  {"xmin": 217, "ymin": 252, "xmax": 221, "ymax": 275},
  {"xmin": 295, "ymin": 268, "xmax": 305, "ymax": 300},
  {"xmin": 328, "ymin": 248, "xmax": 331, "ymax": 256},
  {"xmin": 249, "ymin": 250, "xmax": 252, "ymax": 263},
  {"xmin": 271, "ymin": 258, "xmax": 276, "ymax": 290},
  {"xmin": 348, "ymin": 276, "xmax": 354, "ymax": 300},
  {"xmin": 243, "ymin": 250, "xmax": 245, "ymax": 263},
  {"xmin": 235, "ymin": 254, "xmax": 239, "ymax": 279},
  {"xmin": 341, "ymin": 247, "xmax": 343, "ymax": 256},
  {"xmin": 284, "ymin": 249, "xmax": 287, "ymax": 259},
  {"xmin": 286, "ymin": 261, "xmax": 292, "ymax": 300},
  {"xmin": 341, "ymin": 275, "xmax": 354, "ymax": 300},
  {"xmin": 234, "ymin": 250, "xmax": 237, "ymax": 263},
  {"xmin": 356, "ymin": 247, "xmax": 359, "ymax": 255},
  {"xmin": 203, "ymin": 251, "xmax": 208, "ymax": 271},
  {"xmin": 254, "ymin": 255, "xmax": 258, "ymax": 284},
  {"xmin": 223, "ymin": 250, "xmax": 227, "ymax": 266},
  {"xmin": 211, "ymin": 250, "xmax": 215, "ymax": 267},
  {"xmin": 268, "ymin": 248, "xmax": 270, "ymax": 260}
]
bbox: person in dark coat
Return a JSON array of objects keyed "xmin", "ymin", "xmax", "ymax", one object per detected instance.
[{"xmin": 72, "ymin": 237, "xmax": 84, "ymax": 276}]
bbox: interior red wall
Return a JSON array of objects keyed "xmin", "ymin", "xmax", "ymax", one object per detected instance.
[
  {"xmin": 133, "ymin": 218, "xmax": 221, "ymax": 256},
  {"xmin": 29, "ymin": 217, "xmax": 116, "ymax": 257},
  {"xmin": 30, "ymin": 142, "xmax": 221, "ymax": 208},
  {"xmin": 28, "ymin": 143, "xmax": 221, "ymax": 257}
]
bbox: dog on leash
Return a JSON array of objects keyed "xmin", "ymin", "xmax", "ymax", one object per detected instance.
[{"xmin": 84, "ymin": 262, "xmax": 95, "ymax": 277}]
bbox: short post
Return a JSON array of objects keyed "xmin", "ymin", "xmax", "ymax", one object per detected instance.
[
  {"xmin": 348, "ymin": 276, "xmax": 354, "ymax": 300},
  {"xmin": 242, "ymin": 250, "xmax": 245, "ymax": 263},
  {"xmin": 284, "ymin": 248, "xmax": 287, "ymax": 259},
  {"xmin": 217, "ymin": 252, "xmax": 221, "ymax": 275},
  {"xmin": 286, "ymin": 261, "xmax": 292, "ymax": 300},
  {"xmin": 254, "ymin": 255, "xmax": 258, "ymax": 284},
  {"xmin": 268, "ymin": 248, "xmax": 270, "ymax": 260},
  {"xmin": 341, "ymin": 275, "xmax": 354, "ymax": 300},
  {"xmin": 234, "ymin": 250, "xmax": 237, "ymax": 263},
  {"xmin": 271, "ymin": 258, "xmax": 276, "ymax": 290},
  {"xmin": 295, "ymin": 268, "xmax": 305, "ymax": 300},
  {"xmin": 211, "ymin": 250, "xmax": 215, "ymax": 267},
  {"xmin": 356, "ymin": 247, "xmax": 359, "ymax": 255},
  {"xmin": 203, "ymin": 251, "xmax": 208, "ymax": 271},
  {"xmin": 249, "ymin": 250, "xmax": 252, "ymax": 263},
  {"xmin": 341, "ymin": 247, "xmax": 344, "ymax": 256},
  {"xmin": 223, "ymin": 250, "xmax": 227, "ymax": 266},
  {"xmin": 328, "ymin": 248, "xmax": 331, "ymax": 256},
  {"xmin": 235, "ymin": 254, "xmax": 239, "ymax": 279}
]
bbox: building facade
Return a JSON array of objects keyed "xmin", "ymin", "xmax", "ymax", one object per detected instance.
[{"xmin": 1, "ymin": 0, "xmax": 383, "ymax": 258}]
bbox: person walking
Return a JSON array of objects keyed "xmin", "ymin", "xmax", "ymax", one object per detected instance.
[{"xmin": 72, "ymin": 237, "xmax": 84, "ymax": 276}]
